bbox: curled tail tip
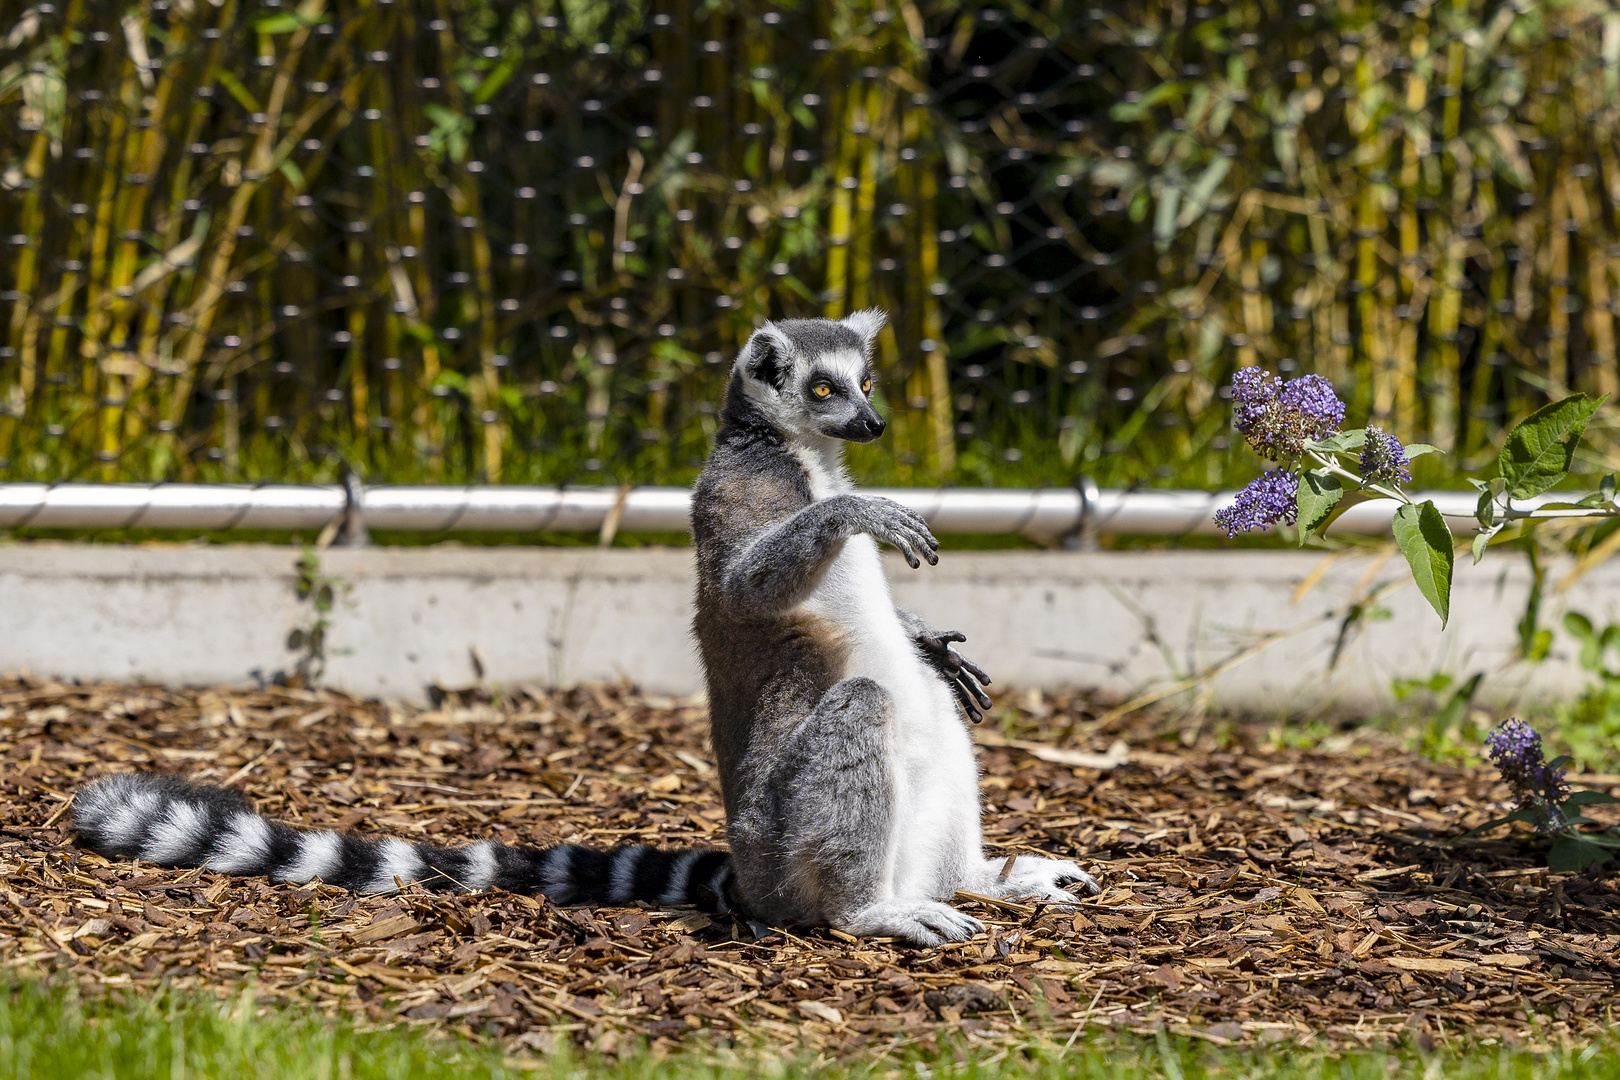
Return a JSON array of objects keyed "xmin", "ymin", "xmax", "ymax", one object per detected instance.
[
  {"xmin": 71, "ymin": 772, "xmax": 168, "ymax": 839},
  {"xmin": 70, "ymin": 771, "xmax": 254, "ymax": 859}
]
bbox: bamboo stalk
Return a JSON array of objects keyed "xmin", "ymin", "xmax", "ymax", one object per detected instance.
[
  {"xmin": 1548, "ymin": 181, "xmax": 1570, "ymax": 393},
  {"xmin": 1568, "ymin": 172, "xmax": 1616, "ymax": 399}
]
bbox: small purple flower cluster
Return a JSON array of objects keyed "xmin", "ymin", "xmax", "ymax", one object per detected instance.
[
  {"xmin": 1221, "ymin": 369, "xmax": 1346, "ymax": 536},
  {"xmin": 1360, "ymin": 426, "xmax": 1412, "ymax": 485},
  {"xmin": 1214, "ymin": 470, "xmax": 1300, "ymax": 536},
  {"xmin": 1485, "ymin": 718, "xmax": 1570, "ymax": 830},
  {"xmin": 1231, "ymin": 369, "xmax": 1345, "ymax": 462}
]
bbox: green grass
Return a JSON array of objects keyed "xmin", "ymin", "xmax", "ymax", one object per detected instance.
[{"xmin": 3, "ymin": 978, "xmax": 1619, "ymax": 1080}]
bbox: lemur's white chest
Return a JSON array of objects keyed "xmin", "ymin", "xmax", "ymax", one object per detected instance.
[
  {"xmin": 788, "ymin": 444, "xmax": 950, "ymax": 707},
  {"xmin": 790, "ymin": 445, "xmax": 981, "ymax": 893}
]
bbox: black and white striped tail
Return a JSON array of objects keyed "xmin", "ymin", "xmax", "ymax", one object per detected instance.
[{"xmin": 72, "ymin": 773, "xmax": 737, "ymax": 912}]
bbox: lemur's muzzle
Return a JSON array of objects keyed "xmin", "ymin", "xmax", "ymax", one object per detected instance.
[{"xmin": 830, "ymin": 407, "xmax": 886, "ymax": 443}]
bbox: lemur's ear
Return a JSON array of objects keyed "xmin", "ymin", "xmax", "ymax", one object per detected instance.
[
  {"xmin": 740, "ymin": 324, "xmax": 792, "ymax": 391},
  {"xmin": 841, "ymin": 308, "xmax": 887, "ymax": 352}
]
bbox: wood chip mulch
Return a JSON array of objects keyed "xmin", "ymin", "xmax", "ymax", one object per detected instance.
[{"xmin": 3, "ymin": 675, "xmax": 1620, "ymax": 1057}]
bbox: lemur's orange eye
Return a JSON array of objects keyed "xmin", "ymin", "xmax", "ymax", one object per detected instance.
[
  {"xmin": 860, "ymin": 378, "xmax": 871, "ymax": 393},
  {"xmin": 812, "ymin": 383, "xmax": 832, "ymax": 398}
]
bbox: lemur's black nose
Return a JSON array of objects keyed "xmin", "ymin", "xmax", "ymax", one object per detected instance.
[{"xmin": 864, "ymin": 416, "xmax": 886, "ymax": 438}]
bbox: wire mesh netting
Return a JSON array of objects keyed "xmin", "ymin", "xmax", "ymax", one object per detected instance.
[{"xmin": 4, "ymin": 1, "xmax": 1620, "ymax": 489}]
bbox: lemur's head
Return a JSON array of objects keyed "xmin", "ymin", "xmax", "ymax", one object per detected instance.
[{"xmin": 733, "ymin": 309, "xmax": 887, "ymax": 443}]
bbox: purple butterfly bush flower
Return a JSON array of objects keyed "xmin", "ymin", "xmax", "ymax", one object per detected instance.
[
  {"xmin": 1360, "ymin": 426, "xmax": 1412, "ymax": 485},
  {"xmin": 1485, "ymin": 718, "xmax": 1570, "ymax": 830},
  {"xmin": 1230, "ymin": 369, "xmax": 1346, "ymax": 462},
  {"xmin": 1220, "ymin": 369, "xmax": 1346, "ymax": 537},
  {"xmin": 1214, "ymin": 470, "xmax": 1300, "ymax": 537}
]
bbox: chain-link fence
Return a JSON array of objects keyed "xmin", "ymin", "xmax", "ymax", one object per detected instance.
[{"xmin": 4, "ymin": 1, "xmax": 1620, "ymax": 490}]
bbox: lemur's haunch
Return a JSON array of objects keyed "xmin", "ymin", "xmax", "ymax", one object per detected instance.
[{"xmin": 71, "ymin": 308, "xmax": 1098, "ymax": 946}]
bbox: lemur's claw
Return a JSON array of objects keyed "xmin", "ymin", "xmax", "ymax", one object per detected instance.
[
  {"xmin": 948, "ymin": 676, "xmax": 986, "ymax": 722},
  {"xmin": 957, "ymin": 655, "xmax": 991, "ymax": 687}
]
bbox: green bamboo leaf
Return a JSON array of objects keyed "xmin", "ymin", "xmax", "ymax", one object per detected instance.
[
  {"xmin": 1392, "ymin": 500, "xmax": 1454, "ymax": 627},
  {"xmin": 1497, "ymin": 394, "xmax": 1605, "ymax": 499},
  {"xmin": 1174, "ymin": 156, "xmax": 1230, "ymax": 228},
  {"xmin": 213, "ymin": 70, "xmax": 261, "ymax": 114},
  {"xmin": 1153, "ymin": 185, "xmax": 1181, "ymax": 249},
  {"xmin": 278, "ymin": 159, "xmax": 305, "ymax": 191},
  {"xmin": 255, "ymin": 11, "xmax": 326, "ymax": 33},
  {"xmin": 473, "ymin": 55, "xmax": 520, "ymax": 105},
  {"xmin": 1295, "ymin": 469, "xmax": 1344, "ymax": 545}
]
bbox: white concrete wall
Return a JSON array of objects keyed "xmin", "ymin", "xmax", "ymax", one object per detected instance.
[{"xmin": 0, "ymin": 542, "xmax": 1612, "ymax": 709}]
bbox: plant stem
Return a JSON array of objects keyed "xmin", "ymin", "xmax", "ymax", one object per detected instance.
[{"xmin": 1305, "ymin": 449, "xmax": 1411, "ymax": 504}]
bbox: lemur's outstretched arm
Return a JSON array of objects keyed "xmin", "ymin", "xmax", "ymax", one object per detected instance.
[
  {"xmin": 721, "ymin": 494, "xmax": 938, "ymax": 618},
  {"xmin": 896, "ymin": 609, "xmax": 994, "ymax": 722}
]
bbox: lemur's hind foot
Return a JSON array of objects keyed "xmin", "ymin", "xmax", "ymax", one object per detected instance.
[
  {"xmin": 838, "ymin": 900, "xmax": 984, "ymax": 948},
  {"xmin": 978, "ymin": 855, "xmax": 1101, "ymax": 905}
]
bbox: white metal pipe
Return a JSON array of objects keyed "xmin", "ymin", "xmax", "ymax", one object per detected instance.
[{"xmin": 0, "ymin": 482, "xmax": 1576, "ymax": 537}]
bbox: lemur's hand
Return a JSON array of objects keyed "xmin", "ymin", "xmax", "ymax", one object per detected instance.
[
  {"xmin": 854, "ymin": 496, "xmax": 939, "ymax": 569},
  {"xmin": 915, "ymin": 628, "xmax": 993, "ymax": 722}
]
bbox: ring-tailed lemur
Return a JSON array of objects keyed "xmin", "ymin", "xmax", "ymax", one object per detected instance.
[
  {"xmin": 690, "ymin": 310, "xmax": 1099, "ymax": 945},
  {"xmin": 70, "ymin": 309, "xmax": 1096, "ymax": 946}
]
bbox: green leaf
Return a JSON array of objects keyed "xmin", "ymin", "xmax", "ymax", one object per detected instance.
[
  {"xmin": 213, "ymin": 70, "xmax": 261, "ymax": 115},
  {"xmin": 1497, "ymin": 394, "xmax": 1605, "ymax": 499},
  {"xmin": 1563, "ymin": 611, "xmax": 1596, "ymax": 640},
  {"xmin": 1434, "ymin": 671, "xmax": 1482, "ymax": 729},
  {"xmin": 1464, "ymin": 807, "xmax": 1543, "ymax": 836},
  {"xmin": 1153, "ymin": 185, "xmax": 1181, "ymax": 250},
  {"xmin": 1472, "ymin": 523, "xmax": 1502, "ymax": 565},
  {"xmin": 277, "ymin": 159, "xmax": 305, "ymax": 191},
  {"xmin": 1476, "ymin": 487, "xmax": 1497, "ymax": 529},
  {"xmin": 1174, "ymin": 156, "xmax": 1230, "ymax": 228},
  {"xmin": 1548, "ymin": 836, "xmax": 1613, "ymax": 873},
  {"xmin": 1295, "ymin": 469, "xmax": 1345, "ymax": 545},
  {"xmin": 473, "ymin": 54, "xmax": 520, "ymax": 105},
  {"xmin": 1525, "ymin": 627, "xmax": 1552, "ymax": 662},
  {"xmin": 254, "ymin": 11, "xmax": 316, "ymax": 33},
  {"xmin": 1392, "ymin": 501, "xmax": 1455, "ymax": 627},
  {"xmin": 1307, "ymin": 428, "xmax": 1366, "ymax": 454},
  {"xmin": 1403, "ymin": 443, "xmax": 1441, "ymax": 459},
  {"xmin": 1566, "ymin": 790, "xmax": 1620, "ymax": 807},
  {"xmin": 1311, "ymin": 490, "xmax": 1375, "ymax": 539}
]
